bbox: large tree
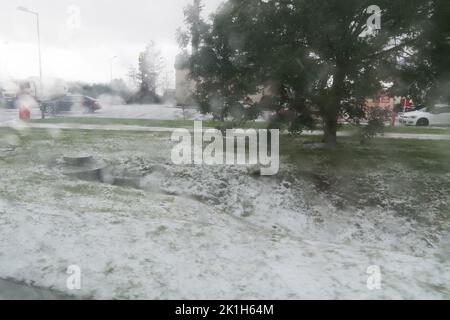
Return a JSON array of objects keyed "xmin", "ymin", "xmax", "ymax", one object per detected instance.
[
  {"xmin": 182, "ymin": 0, "xmax": 432, "ymax": 143},
  {"xmin": 137, "ymin": 41, "xmax": 164, "ymax": 102},
  {"xmin": 393, "ymin": 0, "xmax": 450, "ymax": 104}
]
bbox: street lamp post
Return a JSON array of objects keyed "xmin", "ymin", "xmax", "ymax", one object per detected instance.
[
  {"xmin": 0, "ymin": 41, "xmax": 8, "ymax": 79},
  {"xmin": 17, "ymin": 6, "xmax": 43, "ymax": 98},
  {"xmin": 110, "ymin": 56, "xmax": 117, "ymax": 83}
]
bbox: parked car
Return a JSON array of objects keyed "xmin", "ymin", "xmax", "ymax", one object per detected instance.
[
  {"xmin": 0, "ymin": 92, "xmax": 18, "ymax": 109},
  {"xmin": 398, "ymin": 105, "xmax": 426, "ymax": 124},
  {"xmin": 401, "ymin": 105, "xmax": 426, "ymax": 113},
  {"xmin": 43, "ymin": 95, "xmax": 102, "ymax": 115},
  {"xmin": 400, "ymin": 104, "xmax": 450, "ymax": 126}
]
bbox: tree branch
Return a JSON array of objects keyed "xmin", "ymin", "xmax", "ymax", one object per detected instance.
[{"xmin": 363, "ymin": 36, "xmax": 420, "ymax": 61}]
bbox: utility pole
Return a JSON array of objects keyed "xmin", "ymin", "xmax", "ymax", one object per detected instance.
[
  {"xmin": 110, "ymin": 56, "xmax": 118, "ymax": 83},
  {"xmin": 0, "ymin": 41, "xmax": 8, "ymax": 79},
  {"xmin": 18, "ymin": 6, "xmax": 43, "ymax": 99}
]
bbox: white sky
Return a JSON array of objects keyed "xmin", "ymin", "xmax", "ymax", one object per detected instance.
[{"xmin": 0, "ymin": 0, "xmax": 223, "ymax": 86}]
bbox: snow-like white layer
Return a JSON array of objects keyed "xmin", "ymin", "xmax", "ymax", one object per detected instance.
[{"xmin": 0, "ymin": 130, "xmax": 448, "ymax": 299}]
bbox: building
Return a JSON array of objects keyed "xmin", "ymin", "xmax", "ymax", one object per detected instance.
[{"xmin": 175, "ymin": 66, "xmax": 195, "ymax": 106}]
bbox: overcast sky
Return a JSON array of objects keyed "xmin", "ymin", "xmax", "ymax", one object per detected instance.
[{"xmin": 0, "ymin": 0, "xmax": 223, "ymax": 86}]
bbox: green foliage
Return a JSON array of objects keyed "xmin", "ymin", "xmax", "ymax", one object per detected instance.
[
  {"xmin": 180, "ymin": 0, "xmax": 434, "ymax": 143},
  {"xmin": 393, "ymin": 0, "xmax": 450, "ymax": 105},
  {"xmin": 357, "ymin": 106, "xmax": 389, "ymax": 144}
]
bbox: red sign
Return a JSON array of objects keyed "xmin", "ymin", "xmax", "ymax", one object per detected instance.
[{"xmin": 400, "ymin": 98, "xmax": 412, "ymax": 107}]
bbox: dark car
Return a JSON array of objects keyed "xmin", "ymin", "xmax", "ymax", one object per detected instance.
[
  {"xmin": 43, "ymin": 95, "xmax": 102, "ymax": 115},
  {"xmin": 0, "ymin": 92, "xmax": 17, "ymax": 109}
]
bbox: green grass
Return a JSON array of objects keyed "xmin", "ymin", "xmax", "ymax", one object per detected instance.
[
  {"xmin": 29, "ymin": 117, "xmax": 268, "ymax": 129},
  {"xmin": 281, "ymin": 135, "xmax": 450, "ymax": 174},
  {"xmin": 383, "ymin": 126, "xmax": 450, "ymax": 134},
  {"xmin": 4, "ymin": 126, "xmax": 449, "ymax": 174},
  {"xmin": 0, "ymin": 127, "xmax": 170, "ymax": 151},
  {"xmin": 339, "ymin": 124, "xmax": 450, "ymax": 135},
  {"xmin": 30, "ymin": 117, "xmax": 450, "ymax": 136}
]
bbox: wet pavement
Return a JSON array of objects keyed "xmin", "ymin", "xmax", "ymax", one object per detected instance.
[{"xmin": 0, "ymin": 104, "xmax": 207, "ymax": 123}]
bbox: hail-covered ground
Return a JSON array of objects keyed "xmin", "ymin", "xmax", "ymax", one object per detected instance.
[{"xmin": 0, "ymin": 126, "xmax": 449, "ymax": 299}]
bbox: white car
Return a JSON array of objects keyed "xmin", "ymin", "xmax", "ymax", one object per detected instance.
[
  {"xmin": 400, "ymin": 105, "xmax": 450, "ymax": 127},
  {"xmin": 398, "ymin": 106, "xmax": 425, "ymax": 124}
]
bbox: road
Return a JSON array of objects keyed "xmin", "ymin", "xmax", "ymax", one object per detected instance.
[{"xmin": 0, "ymin": 104, "xmax": 209, "ymax": 124}]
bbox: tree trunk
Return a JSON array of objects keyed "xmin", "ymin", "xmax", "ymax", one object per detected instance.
[
  {"xmin": 323, "ymin": 114, "xmax": 337, "ymax": 145},
  {"xmin": 321, "ymin": 93, "xmax": 340, "ymax": 145},
  {"xmin": 322, "ymin": 63, "xmax": 346, "ymax": 145}
]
